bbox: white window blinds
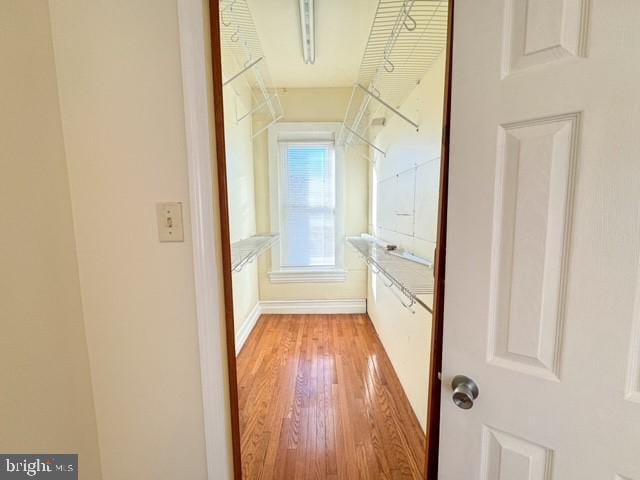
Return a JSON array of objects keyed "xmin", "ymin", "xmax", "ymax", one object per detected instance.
[{"xmin": 281, "ymin": 143, "xmax": 336, "ymax": 268}]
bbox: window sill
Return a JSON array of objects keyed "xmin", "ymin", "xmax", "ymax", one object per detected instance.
[{"xmin": 268, "ymin": 269, "xmax": 347, "ymax": 284}]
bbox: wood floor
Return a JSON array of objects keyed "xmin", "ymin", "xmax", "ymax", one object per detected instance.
[{"xmin": 237, "ymin": 314, "xmax": 426, "ymax": 480}]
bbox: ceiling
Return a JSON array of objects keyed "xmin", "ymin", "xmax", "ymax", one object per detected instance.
[{"xmin": 246, "ymin": 0, "xmax": 378, "ymax": 88}]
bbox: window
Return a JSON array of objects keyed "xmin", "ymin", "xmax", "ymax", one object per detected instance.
[
  {"xmin": 268, "ymin": 123, "xmax": 345, "ymax": 283},
  {"xmin": 281, "ymin": 143, "xmax": 336, "ymax": 267}
]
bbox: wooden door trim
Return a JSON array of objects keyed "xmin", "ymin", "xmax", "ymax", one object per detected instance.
[
  {"xmin": 425, "ymin": 1, "xmax": 454, "ymax": 478},
  {"xmin": 207, "ymin": 1, "xmax": 455, "ymax": 477},
  {"xmin": 208, "ymin": 1, "xmax": 243, "ymax": 478}
]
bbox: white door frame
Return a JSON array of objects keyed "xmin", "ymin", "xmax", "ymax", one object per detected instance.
[{"xmin": 177, "ymin": 1, "xmax": 234, "ymax": 479}]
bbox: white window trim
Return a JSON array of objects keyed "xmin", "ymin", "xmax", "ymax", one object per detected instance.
[{"xmin": 268, "ymin": 122, "xmax": 346, "ymax": 283}]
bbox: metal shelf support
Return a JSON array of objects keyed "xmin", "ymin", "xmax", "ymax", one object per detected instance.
[
  {"xmin": 344, "ymin": 125, "xmax": 386, "ymax": 157},
  {"xmin": 236, "ymin": 94, "xmax": 279, "ymax": 123},
  {"xmin": 251, "ymin": 114, "xmax": 283, "ymax": 138},
  {"xmin": 357, "ymin": 84, "xmax": 419, "ymax": 131},
  {"xmin": 223, "ymin": 56, "xmax": 264, "ymax": 86}
]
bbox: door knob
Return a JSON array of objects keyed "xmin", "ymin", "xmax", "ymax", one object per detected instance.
[{"xmin": 451, "ymin": 375, "xmax": 479, "ymax": 410}]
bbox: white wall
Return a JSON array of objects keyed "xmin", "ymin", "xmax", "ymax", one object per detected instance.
[
  {"xmin": 222, "ymin": 73, "xmax": 260, "ymax": 339},
  {"xmin": 367, "ymin": 52, "xmax": 446, "ymax": 430},
  {"xmin": 48, "ymin": 1, "xmax": 222, "ymax": 478},
  {"xmin": 0, "ymin": 2, "xmax": 102, "ymax": 476},
  {"xmin": 253, "ymin": 88, "xmax": 369, "ymax": 301}
]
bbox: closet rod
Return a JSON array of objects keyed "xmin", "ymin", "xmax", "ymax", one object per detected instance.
[
  {"xmin": 223, "ymin": 56, "xmax": 264, "ymax": 86},
  {"xmin": 357, "ymin": 83, "xmax": 419, "ymax": 131},
  {"xmin": 344, "ymin": 125, "xmax": 386, "ymax": 156}
]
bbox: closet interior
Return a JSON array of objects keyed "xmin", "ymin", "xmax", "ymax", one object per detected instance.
[{"xmin": 218, "ymin": 0, "xmax": 449, "ymax": 478}]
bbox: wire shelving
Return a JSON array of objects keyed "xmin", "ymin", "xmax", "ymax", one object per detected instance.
[
  {"xmin": 231, "ymin": 234, "xmax": 279, "ymax": 273},
  {"xmin": 347, "ymin": 234, "xmax": 434, "ymax": 313}
]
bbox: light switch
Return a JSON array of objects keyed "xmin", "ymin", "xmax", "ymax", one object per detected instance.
[{"xmin": 156, "ymin": 202, "xmax": 184, "ymax": 242}]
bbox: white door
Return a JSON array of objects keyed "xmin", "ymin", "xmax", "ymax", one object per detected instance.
[{"xmin": 440, "ymin": 1, "xmax": 640, "ymax": 479}]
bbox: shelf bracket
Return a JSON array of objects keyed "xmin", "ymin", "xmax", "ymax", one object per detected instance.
[
  {"xmin": 223, "ymin": 56, "xmax": 264, "ymax": 86},
  {"xmin": 251, "ymin": 114, "xmax": 283, "ymax": 138},
  {"xmin": 357, "ymin": 83, "xmax": 419, "ymax": 131},
  {"xmin": 236, "ymin": 94, "xmax": 278, "ymax": 123},
  {"xmin": 344, "ymin": 125, "xmax": 386, "ymax": 157},
  {"xmin": 346, "ymin": 141, "xmax": 375, "ymax": 165},
  {"xmin": 388, "ymin": 282, "xmax": 417, "ymax": 314}
]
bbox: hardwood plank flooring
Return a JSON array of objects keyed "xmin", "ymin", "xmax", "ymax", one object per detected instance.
[{"xmin": 237, "ymin": 314, "xmax": 426, "ymax": 480}]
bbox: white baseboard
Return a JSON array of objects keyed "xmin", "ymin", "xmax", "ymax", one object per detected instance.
[
  {"xmin": 235, "ymin": 299, "xmax": 367, "ymax": 355},
  {"xmin": 259, "ymin": 299, "xmax": 366, "ymax": 315},
  {"xmin": 235, "ymin": 302, "xmax": 262, "ymax": 355}
]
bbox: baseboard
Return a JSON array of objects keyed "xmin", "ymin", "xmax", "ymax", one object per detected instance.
[
  {"xmin": 235, "ymin": 299, "xmax": 367, "ymax": 355},
  {"xmin": 235, "ymin": 302, "xmax": 262, "ymax": 355},
  {"xmin": 259, "ymin": 299, "xmax": 366, "ymax": 315}
]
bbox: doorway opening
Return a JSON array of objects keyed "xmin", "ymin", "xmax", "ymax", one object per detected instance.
[{"xmin": 209, "ymin": 1, "xmax": 453, "ymax": 477}]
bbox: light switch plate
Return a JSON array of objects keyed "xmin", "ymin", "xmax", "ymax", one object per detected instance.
[{"xmin": 156, "ymin": 202, "xmax": 184, "ymax": 242}]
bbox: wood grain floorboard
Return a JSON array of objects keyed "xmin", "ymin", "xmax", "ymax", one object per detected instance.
[{"xmin": 237, "ymin": 313, "xmax": 426, "ymax": 480}]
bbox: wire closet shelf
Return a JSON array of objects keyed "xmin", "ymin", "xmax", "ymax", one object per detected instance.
[
  {"xmin": 231, "ymin": 234, "xmax": 279, "ymax": 273},
  {"xmin": 347, "ymin": 235, "xmax": 434, "ymax": 313},
  {"xmin": 339, "ymin": 0, "xmax": 449, "ymax": 158},
  {"xmin": 220, "ymin": 0, "xmax": 284, "ymax": 136}
]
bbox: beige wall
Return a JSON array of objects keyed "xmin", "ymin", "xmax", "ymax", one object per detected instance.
[
  {"xmin": 367, "ymin": 52, "xmax": 446, "ymax": 430},
  {"xmin": 48, "ymin": 1, "xmax": 211, "ymax": 478},
  {"xmin": 0, "ymin": 1, "xmax": 102, "ymax": 476},
  {"xmin": 253, "ymin": 88, "xmax": 368, "ymax": 300},
  {"xmin": 222, "ymin": 71, "xmax": 260, "ymax": 338}
]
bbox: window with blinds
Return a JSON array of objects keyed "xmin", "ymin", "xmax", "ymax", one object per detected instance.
[{"xmin": 280, "ymin": 143, "xmax": 336, "ymax": 268}]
